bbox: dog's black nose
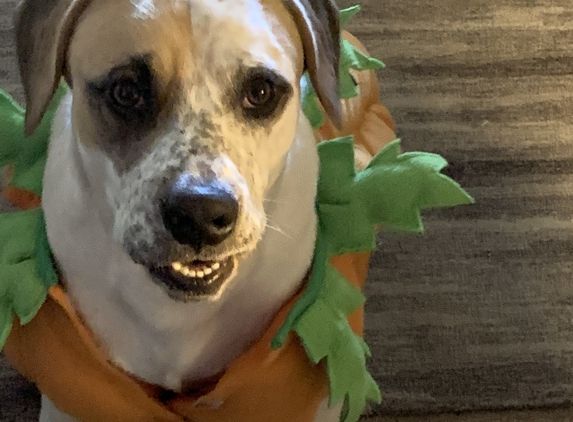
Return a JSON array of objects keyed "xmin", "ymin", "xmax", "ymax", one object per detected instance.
[{"xmin": 160, "ymin": 175, "xmax": 239, "ymax": 251}]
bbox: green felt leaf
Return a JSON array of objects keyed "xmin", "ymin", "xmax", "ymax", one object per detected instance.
[
  {"xmin": 325, "ymin": 329, "xmax": 379, "ymax": 408},
  {"xmin": 316, "ymin": 136, "xmax": 377, "ymax": 255},
  {"xmin": 293, "ymin": 263, "xmax": 376, "ymax": 422},
  {"xmin": 337, "ymin": 366, "xmax": 380, "ymax": 422},
  {"xmin": 294, "ymin": 298, "xmax": 340, "ymax": 363},
  {"xmin": 301, "ymin": 6, "xmax": 386, "ymax": 129},
  {"xmin": 4, "ymin": 84, "xmax": 67, "ymax": 194},
  {"xmin": 301, "ymin": 76, "xmax": 326, "ymax": 130},
  {"xmin": 0, "ymin": 209, "xmax": 41, "ymax": 263},
  {"xmin": 338, "ymin": 72, "xmax": 359, "ymax": 100},
  {"xmin": 0, "ymin": 91, "xmax": 25, "ymax": 167},
  {"xmin": 316, "ymin": 136, "xmax": 356, "ymax": 204},
  {"xmin": 318, "ymin": 203, "xmax": 375, "ymax": 256},
  {"xmin": 0, "ymin": 209, "xmax": 56, "ymax": 349},
  {"xmin": 0, "ymin": 87, "xmax": 24, "ymax": 115},
  {"xmin": 339, "ymin": 39, "xmax": 385, "ymax": 100},
  {"xmin": 295, "ymin": 265, "xmax": 363, "ymax": 360},
  {"xmin": 0, "ymin": 86, "xmax": 62, "ymax": 350},
  {"xmin": 271, "ymin": 225, "xmax": 330, "ymax": 349},
  {"xmin": 11, "ymin": 260, "xmax": 47, "ymax": 324},
  {"xmin": 356, "ymin": 139, "xmax": 474, "ymax": 232},
  {"xmin": 0, "ymin": 301, "xmax": 13, "ymax": 353},
  {"xmin": 321, "ymin": 264, "xmax": 365, "ymax": 316},
  {"xmin": 340, "ymin": 6, "xmax": 361, "ymax": 27},
  {"xmin": 10, "ymin": 156, "xmax": 47, "ymax": 197},
  {"xmin": 341, "ymin": 40, "xmax": 386, "ymax": 72},
  {"xmin": 35, "ymin": 212, "xmax": 58, "ymax": 288}
]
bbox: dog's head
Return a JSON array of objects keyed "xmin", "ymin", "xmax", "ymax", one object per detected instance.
[{"xmin": 15, "ymin": 0, "xmax": 341, "ymax": 301}]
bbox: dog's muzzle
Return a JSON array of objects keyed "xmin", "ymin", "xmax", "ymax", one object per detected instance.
[{"xmin": 149, "ymin": 174, "xmax": 239, "ymax": 300}]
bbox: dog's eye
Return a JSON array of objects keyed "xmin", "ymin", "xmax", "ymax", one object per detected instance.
[
  {"xmin": 242, "ymin": 78, "xmax": 275, "ymax": 109},
  {"xmin": 110, "ymin": 77, "xmax": 144, "ymax": 109},
  {"xmin": 239, "ymin": 69, "xmax": 291, "ymax": 120},
  {"xmin": 88, "ymin": 56, "xmax": 158, "ymax": 128}
]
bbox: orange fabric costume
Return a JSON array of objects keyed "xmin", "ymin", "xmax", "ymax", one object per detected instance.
[{"xmin": 2, "ymin": 32, "xmax": 395, "ymax": 422}]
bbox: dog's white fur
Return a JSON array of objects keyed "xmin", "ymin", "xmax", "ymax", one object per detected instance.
[{"xmin": 30, "ymin": 0, "xmax": 343, "ymax": 420}]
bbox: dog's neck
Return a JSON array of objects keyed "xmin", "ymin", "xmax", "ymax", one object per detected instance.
[{"xmin": 42, "ymin": 92, "xmax": 318, "ymax": 390}]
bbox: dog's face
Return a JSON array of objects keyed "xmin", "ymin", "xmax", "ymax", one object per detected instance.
[
  {"xmin": 15, "ymin": 0, "xmax": 341, "ymax": 301},
  {"xmin": 68, "ymin": 0, "xmax": 308, "ymax": 301}
]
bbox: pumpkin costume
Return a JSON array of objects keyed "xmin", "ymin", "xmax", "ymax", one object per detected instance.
[{"xmin": 0, "ymin": 8, "xmax": 473, "ymax": 422}]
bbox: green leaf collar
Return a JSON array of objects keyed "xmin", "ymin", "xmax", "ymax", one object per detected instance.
[
  {"xmin": 0, "ymin": 86, "xmax": 63, "ymax": 349},
  {"xmin": 271, "ymin": 137, "xmax": 472, "ymax": 422}
]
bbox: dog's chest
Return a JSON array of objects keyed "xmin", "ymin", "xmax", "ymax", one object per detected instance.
[
  {"xmin": 62, "ymin": 241, "xmax": 312, "ymax": 390},
  {"xmin": 44, "ymin": 96, "xmax": 320, "ymax": 391}
]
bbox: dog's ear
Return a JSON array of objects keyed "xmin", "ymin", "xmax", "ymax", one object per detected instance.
[
  {"xmin": 282, "ymin": 0, "xmax": 342, "ymax": 128},
  {"xmin": 14, "ymin": 0, "xmax": 91, "ymax": 136}
]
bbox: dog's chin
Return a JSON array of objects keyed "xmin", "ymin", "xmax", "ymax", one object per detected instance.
[{"xmin": 147, "ymin": 256, "xmax": 238, "ymax": 302}]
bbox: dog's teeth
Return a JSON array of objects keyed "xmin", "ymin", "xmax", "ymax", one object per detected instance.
[{"xmin": 170, "ymin": 260, "xmax": 225, "ymax": 279}]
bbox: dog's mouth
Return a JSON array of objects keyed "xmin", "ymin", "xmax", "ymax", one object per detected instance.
[{"xmin": 149, "ymin": 256, "xmax": 237, "ymax": 301}]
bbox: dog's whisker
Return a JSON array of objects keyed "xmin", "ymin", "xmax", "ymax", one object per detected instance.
[
  {"xmin": 263, "ymin": 198, "xmax": 288, "ymax": 206},
  {"xmin": 265, "ymin": 222, "xmax": 292, "ymax": 240}
]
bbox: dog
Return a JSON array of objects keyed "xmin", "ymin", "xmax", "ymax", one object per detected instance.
[{"xmin": 14, "ymin": 0, "xmax": 348, "ymax": 420}]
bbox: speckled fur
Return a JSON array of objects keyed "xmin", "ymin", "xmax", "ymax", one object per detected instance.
[{"xmin": 113, "ymin": 127, "xmax": 265, "ymax": 266}]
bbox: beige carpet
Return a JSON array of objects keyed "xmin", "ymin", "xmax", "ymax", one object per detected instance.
[{"xmin": 3, "ymin": 0, "xmax": 573, "ymax": 420}]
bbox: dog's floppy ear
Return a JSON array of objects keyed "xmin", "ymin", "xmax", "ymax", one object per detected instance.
[
  {"xmin": 14, "ymin": 0, "xmax": 91, "ymax": 136},
  {"xmin": 282, "ymin": 0, "xmax": 342, "ymax": 128}
]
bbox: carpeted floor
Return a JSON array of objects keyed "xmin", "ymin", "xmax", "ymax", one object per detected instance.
[
  {"xmin": 354, "ymin": 0, "xmax": 573, "ymax": 416},
  {"xmin": 3, "ymin": 0, "xmax": 573, "ymax": 421}
]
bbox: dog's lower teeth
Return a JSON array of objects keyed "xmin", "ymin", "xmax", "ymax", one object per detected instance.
[
  {"xmin": 169, "ymin": 259, "xmax": 229, "ymax": 279},
  {"xmin": 152, "ymin": 257, "xmax": 236, "ymax": 297}
]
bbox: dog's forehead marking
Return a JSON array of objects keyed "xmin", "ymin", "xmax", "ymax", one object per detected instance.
[
  {"xmin": 70, "ymin": 0, "xmax": 301, "ymax": 84},
  {"xmin": 130, "ymin": 0, "xmax": 186, "ymax": 19},
  {"xmin": 131, "ymin": 0, "xmax": 157, "ymax": 18}
]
